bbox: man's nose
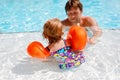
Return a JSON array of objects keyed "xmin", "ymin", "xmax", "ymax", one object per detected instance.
[{"xmin": 71, "ymin": 15, "xmax": 76, "ymax": 18}]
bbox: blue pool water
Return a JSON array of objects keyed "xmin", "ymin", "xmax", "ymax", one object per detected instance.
[{"xmin": 0, "ymin": 0, "xmax": 120, "ymax": 33}]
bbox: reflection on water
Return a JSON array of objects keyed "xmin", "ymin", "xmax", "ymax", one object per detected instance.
[{"xmin": 0, "ymin": 0, "xmax": 120, "ymax": 33}]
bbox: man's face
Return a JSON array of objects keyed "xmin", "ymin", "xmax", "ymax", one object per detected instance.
[{"xmin": 67, "ymin": 7, "xmax": 82, "ymax": 23}]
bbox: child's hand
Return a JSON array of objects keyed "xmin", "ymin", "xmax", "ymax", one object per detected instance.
[
  {"xmin": 88, "ymin": 37, "xmax": 96, "ymax": 44},
  {"xmin": 73, "ymin": 50, "xmax": 83, "ymax": 54}
]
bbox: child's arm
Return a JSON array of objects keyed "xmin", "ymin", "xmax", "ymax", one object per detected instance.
[{"xmin": 40, "ymin": 46, "xmax": 51, "ymax": 62}]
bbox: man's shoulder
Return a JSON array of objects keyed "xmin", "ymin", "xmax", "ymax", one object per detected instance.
[
  {"xmin": 82, "ymin": 16, "xmax": 97, "ymax": 26},
  {"xmin": 61, "ymin": 18, "xmax": 70, "ymax": 26},
  {"xmin": 61, "ymin": 18, "xmax": 68, "ymax": 23},
  {"xmin": 83, "ymin": 16, "xmax": 95, "ymax": 21}
]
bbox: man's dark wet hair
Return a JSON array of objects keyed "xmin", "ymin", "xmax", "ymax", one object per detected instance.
[{"xmin": 65, "ymin": 0, "xmax": 83, "ymax": 13}]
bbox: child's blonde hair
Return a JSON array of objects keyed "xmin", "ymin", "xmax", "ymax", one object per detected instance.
[{"xmin": 43, "ymin": 18, "xmax": 64, "ymax": 44}]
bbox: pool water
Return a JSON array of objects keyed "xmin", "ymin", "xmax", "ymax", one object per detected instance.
[{"xmin": 0, "ymin": 0, "xmax": 120, "ymax": 33}]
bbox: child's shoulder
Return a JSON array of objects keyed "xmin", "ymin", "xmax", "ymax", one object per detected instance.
[{"xmin": 49, "ymin": 39, "xmax": 66, "ymax": 52}]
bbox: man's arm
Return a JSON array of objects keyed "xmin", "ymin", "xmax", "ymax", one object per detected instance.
[
  {"xmin": 86, "ymin": 17, "xmax": 102, "ymax": 44},
  {"xmin": 89, "ymin": 26, "xmax": 102, "ymax": 44}
]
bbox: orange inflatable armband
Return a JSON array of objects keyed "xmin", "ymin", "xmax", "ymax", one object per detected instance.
[
  {"xmin": 67, "ymin": 25, "xmax": 87, "ymax": 50},
  {"xmin": 27, "ymin": 41, "xmax": 50, "ymax": 59}
]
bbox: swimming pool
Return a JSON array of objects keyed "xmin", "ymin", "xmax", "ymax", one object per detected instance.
[{"xmin": 0, "ymin": 0, "xmax": 120, "ymax": 33}]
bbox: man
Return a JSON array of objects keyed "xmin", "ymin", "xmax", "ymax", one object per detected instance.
[{"xmin": 62, "ymin": 0, "xmax": 102, "ymax": 44}]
